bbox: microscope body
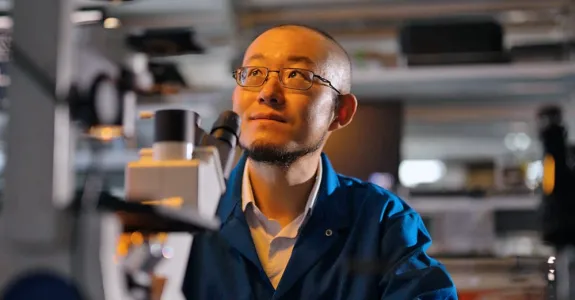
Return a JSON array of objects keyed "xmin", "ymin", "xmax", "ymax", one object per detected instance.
[
  {"xmin": 122, "ymin": 109, "xmax": 237, "ymax": 300},
  {"xmin": 124, "ymin": 148, "xmax": 225, "ymax": 300},
  {"xmin": 126, "ymin": 146, "xmax": 225, "ymax": 220}
]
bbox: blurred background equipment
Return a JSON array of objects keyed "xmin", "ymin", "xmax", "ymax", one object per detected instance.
[
  {"xmin": 145, "ymin": 62, "xmax": 189, "ymax": 95},
  {"xmin": 127, "ymin": 28, "xmax": 205, "ymax": 56},
  {"xmin": 399, "ymin": 18, "xmax": 510, "ymax": 66},
  {"xmin": 0, "ymin": 0, "xmax": 239, "ymax": 299},
  {"xmin": 537, "ymin": 105, "xmax": 575, "ymax": 300},
  {"xmin": 0, "ymin": 0, "xmax": 575, "ymax": 299}
]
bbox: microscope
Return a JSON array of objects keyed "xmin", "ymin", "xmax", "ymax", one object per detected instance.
[
  {"xmin": 538, "ymin": 105, "xmax": 575, "ymax": 300},
  {"xmin": 0, "ymin": 1, "xmax": 240, "ymax": 299},
  {"xmin": 119, "ymin": 108, "xmax": 239, "ymax": 300}
]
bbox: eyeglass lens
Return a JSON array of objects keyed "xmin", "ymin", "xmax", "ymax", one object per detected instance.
[{"xmin": 238, "ymin": 67, "xmax": 314, "ymax": 90}]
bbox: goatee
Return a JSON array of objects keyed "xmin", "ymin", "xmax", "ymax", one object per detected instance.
[{"xmin": 240, "ymin": 134, "xmax": 326, "ymax": 167}]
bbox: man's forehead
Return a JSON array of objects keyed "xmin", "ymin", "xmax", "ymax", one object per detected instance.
[
  {"xmin": 243, "ymin": 27, "xmax": 331, "ymax": 66},
  {"xmin": 252, "ymin": 27, "xmax": 327, "ymax": 47}
]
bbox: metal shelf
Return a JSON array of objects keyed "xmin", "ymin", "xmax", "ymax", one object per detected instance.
[{"xmin": 406, "ymin": 195, "xmax": 540, "ymax": 213}]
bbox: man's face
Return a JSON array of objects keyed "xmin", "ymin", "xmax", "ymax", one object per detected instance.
[{"xmin": 233, "ymin": 28, "xmax": 340, "ymax": 165}]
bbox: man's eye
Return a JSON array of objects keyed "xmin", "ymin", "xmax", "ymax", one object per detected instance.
[
  {"xmin": 288, "ymin": 71, "xmax": 303, "ymax": 78},
  {"xmin": 250, "ymin": 69, "xmax": 262, "ymax": 76}
]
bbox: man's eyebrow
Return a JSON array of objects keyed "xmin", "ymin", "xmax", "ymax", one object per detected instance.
[
  {"xmin": 246, "ymin": 53, "xmax": 265, "ymax": 63},
  {"xmin": 245, "ymin": 53, "xmax": 316, "ymax": 66},
  {"xmin": 287, "ymin": 55, "xmax": 315, "ymax": 66}
]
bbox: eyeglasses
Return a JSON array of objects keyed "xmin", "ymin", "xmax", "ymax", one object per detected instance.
[{"xmin": 232, "ymin": 66, "xmax": 341, "ymax": 95}]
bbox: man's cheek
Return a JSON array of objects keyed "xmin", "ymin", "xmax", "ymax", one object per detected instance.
[
  {"xmin": 306, "ymin": 105, "xmax": 331, "ymax": 127},
  {"xmin": 231, "ymin": 100, "xmax": 242, "ymax": 114}
]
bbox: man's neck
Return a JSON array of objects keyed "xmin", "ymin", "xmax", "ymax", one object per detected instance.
[{"xmin": 247, "ymin": 153, "xmax": 321, "ymax": 227}]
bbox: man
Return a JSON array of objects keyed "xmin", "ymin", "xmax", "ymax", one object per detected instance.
[{"xmin": 183, "ymin": 24, "xmax": 457, "ymax": 300}]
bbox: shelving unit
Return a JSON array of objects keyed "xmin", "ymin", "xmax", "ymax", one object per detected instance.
[
  {"xmin": 406, "ymin": 194, "xmax": 547, "ymax": 258},
  {"xmin": 406, "ymin": 195, "xmax": 541, "ymax": 213}
]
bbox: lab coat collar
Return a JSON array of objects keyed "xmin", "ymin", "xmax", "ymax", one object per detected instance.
[
  {"xmin": 217, "ymin": 152, "xmax": 343, "ymax": 226},
  {"xmin": 241, "ymin": 157, "xmax": 323, "ymax": 214},
  {"xmin": 217, "ymin": 152, "xmax": 352, "ymax": 295}
]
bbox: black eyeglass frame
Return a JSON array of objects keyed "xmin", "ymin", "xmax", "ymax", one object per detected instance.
[{"xmin": 232, "ymin": 66, "xmax": 342, "ymax": 95}]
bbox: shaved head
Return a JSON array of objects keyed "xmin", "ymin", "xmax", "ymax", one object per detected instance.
[{"xmin": 250, "ymin": 24, "xmax": 352, "ymax": 95}]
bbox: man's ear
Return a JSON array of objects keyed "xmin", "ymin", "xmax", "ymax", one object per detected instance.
[{"xmin": 329, "ymin": 93, "xmax": 358, "ymax": 131}]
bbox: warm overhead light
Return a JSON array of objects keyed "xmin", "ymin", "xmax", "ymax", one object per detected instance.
[{"xmin": 103, "ymin": 17, "xmax": 121, "ymax": 29}]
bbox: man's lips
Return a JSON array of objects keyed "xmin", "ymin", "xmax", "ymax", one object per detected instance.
[{"xmin": 249, "ymin": 113, "xmax": 287, "ymax": 123}]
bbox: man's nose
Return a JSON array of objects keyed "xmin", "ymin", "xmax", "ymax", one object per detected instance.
[{"xmin": 257, "ymin": 72, "xmax": 285, "ymax": 106}]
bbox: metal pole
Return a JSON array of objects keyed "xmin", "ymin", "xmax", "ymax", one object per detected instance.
[
  {"xmin": 0, "ymin": 0, "xmax": 75, "ymax": 288},
  {"xmin": 555, "ymin": 246, "xmax": 575, "ymax": 300}
]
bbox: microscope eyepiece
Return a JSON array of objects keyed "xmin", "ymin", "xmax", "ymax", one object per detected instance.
[
  {"xmin": 209, "ymin": 110, "xmax": 241, "ymax": 148},
  {"xmin": 154, "ymin": 109, "xmax": 201, "ymax": 144}
]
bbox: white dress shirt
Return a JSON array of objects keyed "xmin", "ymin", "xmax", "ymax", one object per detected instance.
[{"xmin": 241, "ymin": 159, "xmax": 323, "ymax": 289}]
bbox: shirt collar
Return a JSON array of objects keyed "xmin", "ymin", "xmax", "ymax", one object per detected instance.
[{"xmin": 241, "ymin": 158, "xmax": 323, "ymax": 213}]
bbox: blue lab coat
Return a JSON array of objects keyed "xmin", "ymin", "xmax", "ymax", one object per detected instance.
[{"xmin": 183, "ymin": 153, "xmax": 457, "ymax": 300}]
